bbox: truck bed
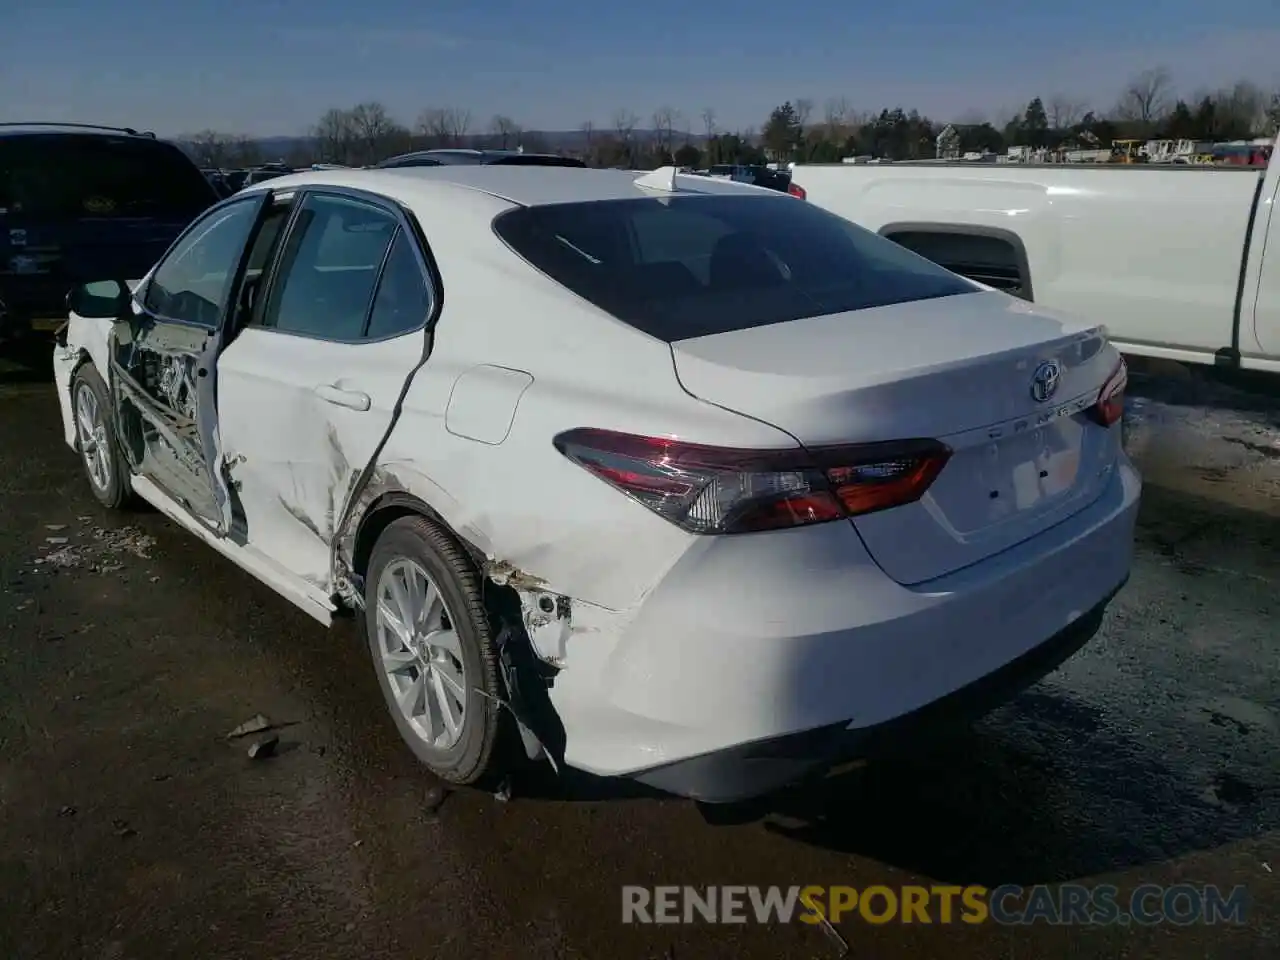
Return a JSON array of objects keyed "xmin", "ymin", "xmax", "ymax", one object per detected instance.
[{"xmin": 790, "ymin": 161, "xmax": 1268, "ymax": 361}]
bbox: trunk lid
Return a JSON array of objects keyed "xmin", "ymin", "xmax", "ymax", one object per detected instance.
[{"xmin": 669, "ymin": 291, "xmax": 1123, "ymax": 585}]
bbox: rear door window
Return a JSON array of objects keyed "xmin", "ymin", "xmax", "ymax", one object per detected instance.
[
  {"xmin": 365, "ymin": 229, "xmax": 432, "ymax": 338},
  {"xmin": 258, "ymin": 193, "xmax": 397, "ymax": 340},
  {"xmin": 493, "ymin": 194, "xmax": 976, "ymax": 341},
  {"xmin": 0, "ymin": 135, "xmax": 216, "ymax": 221}
]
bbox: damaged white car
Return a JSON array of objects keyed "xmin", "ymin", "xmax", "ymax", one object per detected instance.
[{"xmin": 52, "ymin": 165, "xmax": 1140, "ymax": 802}]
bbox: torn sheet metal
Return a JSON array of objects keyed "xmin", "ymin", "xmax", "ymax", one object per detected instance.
[
  {"xmin": 108, "ymin": 316, "xmax": 233, "ymax": 534},
  {"xmin": 484, "ymin": 559, "xmax": 574, "ymax": 668}
]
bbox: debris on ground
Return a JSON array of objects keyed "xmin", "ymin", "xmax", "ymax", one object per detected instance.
[
  {"xmin": 422, "ymin": 783, "xmax": 450, "ymax": 822},
  {"xmin": 44, "ymin": 524, "xmax": 67, "ymax": 532},
  {"xmin": 424, "ymin": 783, "xmax": 449, "ymax": 814},
  {"xmin": 814, "ymin": 912, "xmax": 849, "ymax": 956},
  {"xmin": 112, "ymin": 818, "xmax": 137, "ymax": 839},
  {"xmin": 247, "ymin": 735, "xmax": 279, "ymax": 759},
  {"xmin": 33, "ymin": 524, "xmax": 156, "ymax": 576},
  {"xmin": 57, "ymin": 805, "xmax": 76, "ymax": 818},
  {"xmin": 493, "ymin": 777, "xmax": 512, "ymax": 803},
  {"xmin": 226, "ymin": 714, "xmax": 272, "ymax": 739}
]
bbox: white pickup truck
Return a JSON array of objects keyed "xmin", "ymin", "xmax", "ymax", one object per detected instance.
[{"xmin": 791, "ymin": 133, "xmax": 1280, "ymax": 377}]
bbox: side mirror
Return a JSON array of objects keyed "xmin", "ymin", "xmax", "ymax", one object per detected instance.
[{"xmin": 67, "ymin": 279, "xmax": 132, "ymax": 320}]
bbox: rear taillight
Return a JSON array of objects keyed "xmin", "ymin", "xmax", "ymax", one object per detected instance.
[
  {"xmin": 554, "ymin": 428, "xmax": 950, "ymax": 535},
  {"xmin": 787, "ymin": 182, "xmax": 807, "ymax": 200},
  {"xmin": 1088, "ymin": 358, "xmax": 1127, "ymax": 427}
]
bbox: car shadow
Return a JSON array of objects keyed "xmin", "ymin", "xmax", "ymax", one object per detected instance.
[
  {"xmin": 682, "ymin": 685, "xmax": 1277, "ymax": 886},
  {"xmin": 1124, "ymin": 357, "xmax": 1280, "ymax": 418},
  {"xmin": 0, "ymin": 338, "xmax": 55, "ymax": 386}
]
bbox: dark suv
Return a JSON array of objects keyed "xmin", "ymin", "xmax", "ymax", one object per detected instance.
[{"xmin": 0, "ymin": 123, "xmax": 219, "ymax": 346}]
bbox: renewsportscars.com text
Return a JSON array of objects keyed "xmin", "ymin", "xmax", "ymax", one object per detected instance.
[{"xmin": 621, "ymin": 884, "xmax": 1248, "ymax": 926}]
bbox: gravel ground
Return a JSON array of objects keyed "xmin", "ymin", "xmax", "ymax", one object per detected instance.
[{"xmin": 1, "ymin": 351, "xmax": 1278, "ymax": 959}]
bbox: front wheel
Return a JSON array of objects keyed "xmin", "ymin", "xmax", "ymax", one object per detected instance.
[
  {"xmin": 363, "ymin": 516, "xmax": 508, "ymax": 786},
  {"xmin": 70, "ymin": 364, "xmax": 131, "ymax": 510}
]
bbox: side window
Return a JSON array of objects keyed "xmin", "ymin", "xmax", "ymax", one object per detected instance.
[
  {"xmin": 365, "ymin": 229, "xmax": 432, "ymax": 338},
  {"xmin": 244, "ymin": 201, "xmax": 292, "ymax": 279},
  {"xmin": 237, "ymin": 199, "xmax": 294, "ymax": 325},
  {"xmin": 261, "ymin": 194, "xmax": 397, "ymax": 340},
  {"xmin": 143, "ymin": 200, "xmax": 260, "ymax": 326}
]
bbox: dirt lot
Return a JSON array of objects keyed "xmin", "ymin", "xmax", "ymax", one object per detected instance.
[{"xmin": 2, "ymin": 352, "xmax": 1279, "ymax": 959}]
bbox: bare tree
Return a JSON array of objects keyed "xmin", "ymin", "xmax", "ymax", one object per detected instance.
[
  {"xmin": 794, "ymin": 98, "xmax": 814, "ymax": 133},
  {"xmin": 416, "ymin": 107, "xmax": 471, "ymax": 148},
  {"xmin": 445, "ymin": 108, "xmax": 471, "ymax": 145},
  {"xmin": 612, "ymin": 108, "xmax": 639, "ymax": 163},
  {"xmin": 701, "ymin": 108, "xmax": 717, "ymax": 142},
  {"xmin": 348, "ymin": 101, "xmax": 404, "ymax": 164},
  {"xmin": 651, "ymin": 105, "xmax": 680, "ymax": 159},
  {"xmin": 823, "ymin": 97, "xmax": 852, "ymax": 141},
  {"xmin": 1212, "ymin": 81, "xmax": 1269, "ymax": 136},
  {"xmin": 1116, "ymin": 68, "xmax": 1173, "ymax": 124},
  {"xmin": 312, "ymin": 108, "xmax": 357, "ymax": 164},
  {"xmin": 415, "ymin": 108, "xmax": 448, "ymax": 148},
  {"xmin": 228, "ymin": 134, "xmax": 262, "ymax": 168},
  {"xmin": 1048, "ymin": 95, "xmax": 1087, "ymax": 130},
  {"xmin": 187, "ymin": 130, "xmax": 237, "ymax": 168},
  {"xmin": 489, "ymin": 114, "xmax": 521, "ymax": 149}
]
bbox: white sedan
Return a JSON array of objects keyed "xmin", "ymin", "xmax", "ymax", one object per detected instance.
[{"xmin": 52, "ymin": 164, "xmax": 1140, "ymax": 802}]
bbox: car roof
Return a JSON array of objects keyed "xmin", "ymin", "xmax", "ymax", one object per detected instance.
[
  {"xmin": 0, "ymin": 123, "xmax": 159, "ymax": 140},
  {"xmin": 243, "ymin": 165, "xmax": 780, "ymax": 209}
]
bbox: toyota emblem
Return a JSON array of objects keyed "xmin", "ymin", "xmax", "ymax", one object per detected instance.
[{"xmin": 1030, "ymin": 360, "xmax": 1061, "ymax": 403}]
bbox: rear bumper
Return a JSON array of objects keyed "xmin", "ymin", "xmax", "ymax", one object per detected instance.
[
  {"xmin": 547, "ymin": 456, "xmax": 1140, "ymax": 799},
  {"xmin": 632, "ymin": 582, "xmax": 1120, "ymax": 802}
]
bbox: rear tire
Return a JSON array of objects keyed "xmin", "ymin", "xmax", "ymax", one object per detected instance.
[
  {"xmin": 70, "ymin": 363, "xmax": 131, "ymax": 510},
  {"xmin": 363, "ymin": 516, "xmax": 507, "ymax": 786}
]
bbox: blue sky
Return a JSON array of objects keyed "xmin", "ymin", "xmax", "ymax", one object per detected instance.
[{"xmin": 3, "ymin": 0, "xmax": 1278, "ymax": 136}]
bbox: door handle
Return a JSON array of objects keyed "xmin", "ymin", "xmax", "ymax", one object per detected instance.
[{"xmin": 314, "ymin": 384, "xmax": 371, "ymax": 411}]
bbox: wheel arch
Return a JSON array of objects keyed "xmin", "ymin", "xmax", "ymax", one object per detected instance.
[
  {"xmin": 65, "ymin": 348, "xmax": 96, "ymax": 438},
  {"xmin": 343, "ymin": 481, "xmax": 566, "ymax": 770},
  {"xmin": 349, "ymin": 490, "xmax": 488, "ymax": 587}
]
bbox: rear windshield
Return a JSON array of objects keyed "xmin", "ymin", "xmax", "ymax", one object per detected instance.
[
  {"xmin": 0, "ymin": 134, "xmax": 216, "ymax": 220},
  {"xmin": 493, "ymin": 195, "xmax": 975, "ymax": 341},
  {"xmin": 379, "ymin": 155, "xmax": 441, "ymax": 168},
  {"xmin": 489, "ymin": 155, "xmax": 587, "ymax": 168}
]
